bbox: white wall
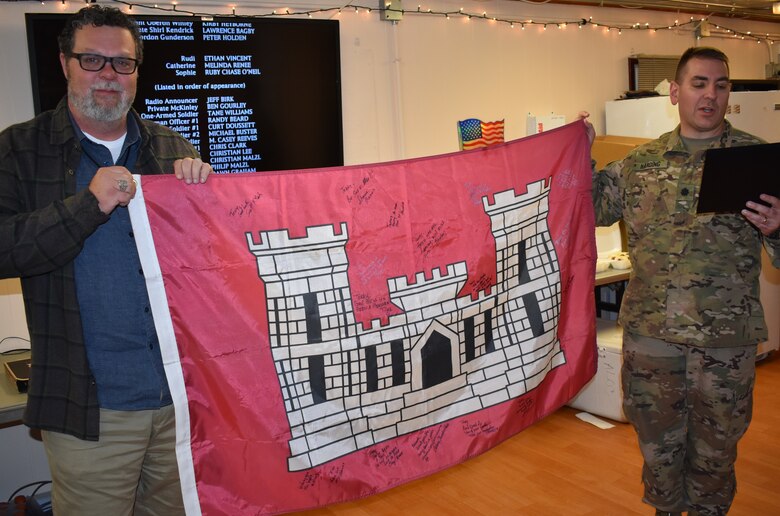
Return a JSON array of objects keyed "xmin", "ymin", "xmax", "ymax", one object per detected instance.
[
  {"xmin": 0, "ymin": 0, "xmax": 778, "ymax": 497},
  {"xmin": 0, "ymin": 0, "xmax": 777, "ymax": 157}
]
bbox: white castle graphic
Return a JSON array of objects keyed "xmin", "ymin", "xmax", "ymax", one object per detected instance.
[{"xmin": 245, "ymin": 178, "xmax": 564, "ymax": 471}]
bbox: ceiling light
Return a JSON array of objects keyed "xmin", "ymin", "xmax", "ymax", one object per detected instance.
[{"xmin": 774, "ymin": 2, "xmax": 780, "ymax": 15}]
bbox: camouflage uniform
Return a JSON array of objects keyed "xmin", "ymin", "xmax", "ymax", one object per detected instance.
[
  {"xmin": 621, "ymin": 332, "xmax": 755, "ymax": 515},
  {"xmin": 592, "ymin": 122, "xmax": 780, "ymax": 515}
]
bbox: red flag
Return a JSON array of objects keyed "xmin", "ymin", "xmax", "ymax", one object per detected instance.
[{"xmin": 130, "ymin": 120, "xmax": 597, "ymax": 515}]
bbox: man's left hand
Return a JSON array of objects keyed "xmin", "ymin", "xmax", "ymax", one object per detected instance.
[
  {"xmin": 174, "ymin": 158, "xmax": 212, "ymax": 184},
  {"xmin": 743, "ymin": 194, "xmax": 780, "ymax": 236}
]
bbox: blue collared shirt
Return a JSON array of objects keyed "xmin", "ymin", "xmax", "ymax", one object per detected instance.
[{"xmin": 73, "ymin": 116, "xmax": 172, "ymax": 409}]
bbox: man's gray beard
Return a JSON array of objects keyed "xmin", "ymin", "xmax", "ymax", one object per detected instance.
[{"xmin": 68, "ymin": 81, "xmax": 134, "ymax": 122}]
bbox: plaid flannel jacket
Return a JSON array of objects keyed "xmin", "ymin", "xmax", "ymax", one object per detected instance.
[{"xmin": 0, "ymin": 98, "xmax": 199, "ymax": 440}]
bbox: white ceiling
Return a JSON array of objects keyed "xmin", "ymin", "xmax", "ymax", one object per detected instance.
[{"xmin": 540, "ymin": 1, "xmax": 780, "ymax": 23}]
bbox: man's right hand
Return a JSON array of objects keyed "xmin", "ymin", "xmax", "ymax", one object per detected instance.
[
  {"xmin": 88, "ymin": 166, "xmax": 136, "ymax": 214},
  {"xmin": 577, "ymin": 111, "xmax": 596, "ymax": 146}
]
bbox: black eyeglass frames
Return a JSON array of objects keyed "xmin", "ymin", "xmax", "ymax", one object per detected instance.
[{"xmin": 67, "ymin": 53, "xmax": 139, "ymax": 75}]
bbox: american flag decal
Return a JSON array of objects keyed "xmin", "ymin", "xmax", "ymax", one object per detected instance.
[{"xmin": 458, "ymin": 118, "xmax": 505, "ymax": 150}]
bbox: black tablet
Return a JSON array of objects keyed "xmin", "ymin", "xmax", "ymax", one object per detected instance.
[{"xmin": 697, "ymin": 142, "xmax": 780, "ymax": 214}]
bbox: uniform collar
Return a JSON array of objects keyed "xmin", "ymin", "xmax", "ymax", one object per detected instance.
[{"xmin": 664, "ymin": 119, "xmax": 735, "ymax": 156}]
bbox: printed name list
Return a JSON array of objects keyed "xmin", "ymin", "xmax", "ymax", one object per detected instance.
[{"xmin": 135, "ymin": 20, "xmax": 264, "ymax": 173}]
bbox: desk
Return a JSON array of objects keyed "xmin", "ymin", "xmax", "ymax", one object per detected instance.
[
  {"xmin": 595, "ymin": 267, "xmax": 630, "ymax": 286},
  {"xmin": 0, "ymin": 352, "xmax": 29, "ymax": 425}
]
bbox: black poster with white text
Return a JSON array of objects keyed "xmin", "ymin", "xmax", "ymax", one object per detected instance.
[{"xmin": 27, "ymin": 14, "xmax": 344, "ymax": 173}]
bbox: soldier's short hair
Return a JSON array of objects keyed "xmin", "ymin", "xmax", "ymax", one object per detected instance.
[{"xmin": 675, "ymin": 47, "xmax": 729, "ymax": 82}]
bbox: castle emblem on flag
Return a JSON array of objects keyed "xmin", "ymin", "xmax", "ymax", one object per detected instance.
[{"xmin": 246, "ymin": 178, "xmax": 563, "ymax": 471}]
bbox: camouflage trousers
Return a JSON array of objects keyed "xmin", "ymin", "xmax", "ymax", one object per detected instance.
[{"xmin": 621, "ymin": 332, "xmax": 756, "ymax": 516}]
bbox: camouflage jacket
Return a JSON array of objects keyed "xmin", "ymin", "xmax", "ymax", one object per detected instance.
[{"xmin": 593, "ymin": 121, "xmax": 780, "ymax": 347}]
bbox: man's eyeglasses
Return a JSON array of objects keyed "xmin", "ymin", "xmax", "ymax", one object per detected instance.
[{"xmin": 67, "ymin": 53, "xmax": 139, "ymax": 75}]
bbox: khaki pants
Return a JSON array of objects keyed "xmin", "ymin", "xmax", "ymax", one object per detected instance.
[
  {"xmin": 622, "ymin": 332, "xmax": 756, "ymax": 516},
  {"xmin": 41, "ymin": 405, "xmax": 184, "ymax": 516}
]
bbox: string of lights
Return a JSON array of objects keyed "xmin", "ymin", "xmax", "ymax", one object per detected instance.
[{"xmin": 12, "ymin": 0, "xmax": 780, "ymax": 44}]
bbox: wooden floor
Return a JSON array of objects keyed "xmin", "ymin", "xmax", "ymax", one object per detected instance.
[{"xmin": 293, "ymin": 352, "xmax": 780, "ymax": 515}]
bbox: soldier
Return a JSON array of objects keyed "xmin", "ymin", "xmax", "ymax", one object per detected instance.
[{"xmin": 583, "ymin": 47, "xmax": 780, "ymax": 515}]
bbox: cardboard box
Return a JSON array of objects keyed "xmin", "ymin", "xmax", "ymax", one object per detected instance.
[
  {"xmin": 592, "ymin": 134, "xmax": 652, "ymax": 169},
  {"xmin": 567, "ymin": 319, "xmax": 627, "ymax": 422}
]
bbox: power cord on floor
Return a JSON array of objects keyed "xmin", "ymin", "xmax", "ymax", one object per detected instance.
[{"xmin": 1, "ymin": 481, "xmax": 52, "ymax": 516}]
